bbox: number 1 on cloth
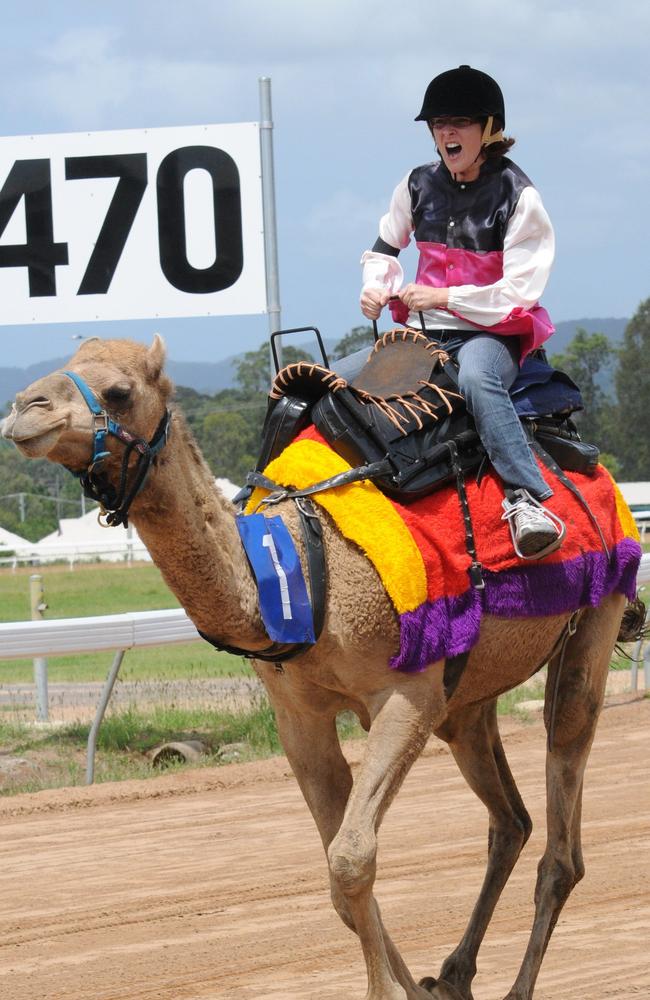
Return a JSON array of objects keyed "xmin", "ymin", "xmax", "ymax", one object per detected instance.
[{"xmin": 236, "ymin": 513, "xmax": 315, "ymax": 645}]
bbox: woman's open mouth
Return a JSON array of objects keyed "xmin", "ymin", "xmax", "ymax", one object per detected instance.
[{"xmin": 445, "ymin": 143, "xmax": 463, "ymax": 159}]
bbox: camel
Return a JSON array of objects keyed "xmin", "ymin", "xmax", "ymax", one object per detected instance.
[{"xmin": 2, "ymin": 334, "xmax": 643, "ymax": 1000}]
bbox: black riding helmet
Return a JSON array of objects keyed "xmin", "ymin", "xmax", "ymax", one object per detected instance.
[{"xmin": 415, "ymin": 65, "xmax": 505, "ymax": 127}]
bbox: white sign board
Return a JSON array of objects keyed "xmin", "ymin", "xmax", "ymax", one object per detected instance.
[{"xmin": 0, "ymin": 123, "xmax": 266, "ymax": 324}]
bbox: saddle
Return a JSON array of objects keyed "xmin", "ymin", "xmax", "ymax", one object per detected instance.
[{"xmin": 253, "ymin": 328, "xmax": 599, "ymax": 504}]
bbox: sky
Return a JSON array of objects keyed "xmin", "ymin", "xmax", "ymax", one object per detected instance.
[{"xmin": 0, "ymin": 0, "xmax": 648, "ymax": 367}]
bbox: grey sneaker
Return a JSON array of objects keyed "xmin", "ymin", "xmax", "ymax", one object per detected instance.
[{"xmin": 501, "ymin": 489, "xmax": 566, "ymax": 560}]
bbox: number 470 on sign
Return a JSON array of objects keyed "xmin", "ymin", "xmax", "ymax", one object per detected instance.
[{"xmin": 0, "ymin": 123, "xmax": 266, "ymax": 324}]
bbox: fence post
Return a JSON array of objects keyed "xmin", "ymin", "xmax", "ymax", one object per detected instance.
[{"xmin": 29, "ymin": 574, "xmax": 49, "ymax": 722}]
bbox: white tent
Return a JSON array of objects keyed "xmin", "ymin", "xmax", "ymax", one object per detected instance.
[
  {"xmin": 0, "ymin": 525, "xmax": 32, "ymax": 551},
  {"xmin": 32, "ymin": 508, "xmax": 151, "ymax": 564},
  {"xmin": 2, "ymin": 476, "xmax": 240, "ymax": 567},
  {"xmin": 215, "ymin": 477, "xmax": 240, "ymax": 502}
]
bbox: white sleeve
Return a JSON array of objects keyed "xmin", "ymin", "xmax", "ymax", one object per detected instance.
[
  {"xmin": 360, "ymin": 173, "xmax": 412, "ymax": 293},
  {"xmin": 446, "ymin": 186, "xmax": 555, "ymax": 325},
  {"xmin": 377, "ymin": 173, "xmax": 413, "ymax": 250}
]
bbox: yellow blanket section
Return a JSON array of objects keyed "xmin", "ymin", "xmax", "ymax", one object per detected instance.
[
  {"xmin": 245, "ymin": 437, "xmax": 428, "ymax": 614},
  {"xmin": 602, "ymin": 467, "xmax": 641, "ymax": 542}
]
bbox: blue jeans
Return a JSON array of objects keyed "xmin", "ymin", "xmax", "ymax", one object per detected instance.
[{"xmin": 440, "ymin": 332, "xmax": 553, "ymax": 500}]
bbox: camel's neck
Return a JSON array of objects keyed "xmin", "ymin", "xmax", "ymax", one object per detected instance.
[{"xmin": 126, "ymin": 413, "xmax": 267, "ymax": 650}]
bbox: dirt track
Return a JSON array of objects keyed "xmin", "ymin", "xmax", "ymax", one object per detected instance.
[{"xmin": 0, "ymin": 696, "xmax": 648, "ymax": 1000}]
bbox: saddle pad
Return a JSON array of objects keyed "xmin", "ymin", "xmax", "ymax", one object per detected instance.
[{"xmin": 246, "ymin": 425, "xmax": 641, "ymax": 672}]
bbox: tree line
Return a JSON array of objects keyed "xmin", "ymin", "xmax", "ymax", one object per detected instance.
[{"xmin": 1, "ymin": 299, "xmax": 648, "ymax": 543}]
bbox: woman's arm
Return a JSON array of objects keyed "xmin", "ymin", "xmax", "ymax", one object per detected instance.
[
  {"xmin": 446, "ymin": 186, "xmax": 555, "ymax": 325},
  {"xmin": 360, "ymin": 173, "xmax": 413, "ymax": 303}
]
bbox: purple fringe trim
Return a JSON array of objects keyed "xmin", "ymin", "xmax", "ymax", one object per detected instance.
[{"xmin": 391, "ymin": 538, "xmax": 642, "ymax": 673}]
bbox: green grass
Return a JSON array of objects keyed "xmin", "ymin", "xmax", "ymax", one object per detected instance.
[
  {"xmin": 0, "ymin": 701, "xmax": 366, "ymax": 796},
  {"xmin": 0, "ymin": 644, "xmax": 251, "ymax": 684},
  {"xmin": 0, "ymin": 562, "xmax": 174, "ymax": 620},
  {"xmin": 498, "ymin": 680, "xmax": 545, "ymax": 714},
  {"xmin": 0, "ymin": 699, "xmax": 280, "ymax": 796},
  {"xmin": 2, "ymin": 699, "xmax": 281, "ymax": 757},
  {"xmin": 0, "ymin": 562, "xmax": 248, "ymax": 682},
  {"xmin": 0, "ymin": 682, "xmax": 549, "ymax": 798},
  {"xmin": 610, "ymin": 581, "xmax": 648, "ymax": 670}
]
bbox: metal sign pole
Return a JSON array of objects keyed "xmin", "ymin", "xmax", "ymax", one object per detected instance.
[{"xmin": 259, "ymin": 77, "xmax": 282, "ymax": 370}]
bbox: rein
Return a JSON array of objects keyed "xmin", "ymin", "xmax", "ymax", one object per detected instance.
[{"xmin": 61, "ymin": 370, "xmax": 171, "ymax": 527}]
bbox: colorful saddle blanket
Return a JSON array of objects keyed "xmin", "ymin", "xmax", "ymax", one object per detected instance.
[{"xmin": 246, "ymin": 425, "xmax": 641, "ymax": 672}]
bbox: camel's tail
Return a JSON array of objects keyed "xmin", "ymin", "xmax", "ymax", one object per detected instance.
[{"xmin": 616, "ymin": 595, "xmax": 648, "ymax": 645}]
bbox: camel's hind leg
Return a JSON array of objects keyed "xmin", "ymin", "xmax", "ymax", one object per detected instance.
[
  {"xmin": 421, "ymin": 699, "xmax": 532, "ymax": 1000},
  {"xmin": 503, "ymin": 592, "xmax": 625, "ymax": 1000}
]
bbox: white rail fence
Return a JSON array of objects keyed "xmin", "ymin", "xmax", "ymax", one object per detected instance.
[
  {"xmin": 0, "ymin": 539, "xmax": 151, "ymax": 570},
  {"xmin": 0, "ymin": 608, "xmax": 203, "ymax": 784},
  {"xmin": 1, "ymin": 556, "xmax": 649, "ymax": 785},
  {"xmin": 0, "ymin": 607, "xmax": 200, "ymax": 659}
]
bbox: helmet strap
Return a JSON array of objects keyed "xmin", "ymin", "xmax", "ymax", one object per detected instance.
[{"xmin": 481, "ymin": 115, "xmax": 504, "ymax": 147}]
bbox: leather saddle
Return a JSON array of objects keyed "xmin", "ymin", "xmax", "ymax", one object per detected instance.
[{"xmin": 254, "ymin": 328, "xmax": 598, "ymax": 503}]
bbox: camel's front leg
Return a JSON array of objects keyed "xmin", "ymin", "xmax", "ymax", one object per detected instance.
[
  {"xmin": 326, "ymin": 668, "xmax": 449, "ymax": 1000},
  {"xmin": 270, "ymin": 686, "xmax": 431, "ymax": 1000}
]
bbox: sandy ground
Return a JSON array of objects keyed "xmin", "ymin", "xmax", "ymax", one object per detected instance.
[{"xmin": 0, "ymin": 695, "xmax": 648, "ymax": 1000}]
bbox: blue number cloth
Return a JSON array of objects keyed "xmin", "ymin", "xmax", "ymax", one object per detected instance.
[{"xmin": 236, "ymin": 513, "xmax": 315, "ymax": 645}]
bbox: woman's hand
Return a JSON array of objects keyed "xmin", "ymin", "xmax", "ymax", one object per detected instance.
[
  {"xmin": 360, "ymin": 287, "xmax": 390, "ymax": 320},
  {"xmin": 399, "ymin": 283, "xmax": 449, "ymax": 311}
]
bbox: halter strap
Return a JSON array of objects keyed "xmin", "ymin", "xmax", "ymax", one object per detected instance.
[{"xmin": 61, "ymin": 369, "xmax": 171, "ymax": 526}]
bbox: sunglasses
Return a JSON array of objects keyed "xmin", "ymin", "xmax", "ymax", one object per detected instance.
[{"xmin": 429, "ymin": 117, "xmax": 478, "ymax": 130}]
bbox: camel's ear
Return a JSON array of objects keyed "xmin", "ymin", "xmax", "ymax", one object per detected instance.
[{"xmin": 146, "ymin": 333, "xmax": 167, "ymax": 381}]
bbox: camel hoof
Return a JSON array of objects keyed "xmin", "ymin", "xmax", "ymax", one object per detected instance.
[{"xmin": 418, "ymin": 977, "xmax": 466, "ymax": 1000}]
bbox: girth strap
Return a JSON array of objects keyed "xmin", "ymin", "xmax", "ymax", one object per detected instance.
[
  {"xmin": 443, "ymin": 651, "xmax": 471, "ymax": 700},
  {"xmin": 545, "ymin": 609, "xmax": 582, "ymax": 752}
]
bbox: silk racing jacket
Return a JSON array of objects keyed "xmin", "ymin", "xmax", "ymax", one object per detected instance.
[{"xmin": 361, "ymin": 156, "xmax": 555, "ymax": 360}]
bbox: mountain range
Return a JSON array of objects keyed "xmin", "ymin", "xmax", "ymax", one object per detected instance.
[{"xmin": 0, "ymin": 317, "xmax": 629, "ymax": 408}]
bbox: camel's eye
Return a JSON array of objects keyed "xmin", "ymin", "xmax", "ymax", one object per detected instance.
[{"xmin": 103, "ymin": 383, "xmax": 132, "ymax": 406}]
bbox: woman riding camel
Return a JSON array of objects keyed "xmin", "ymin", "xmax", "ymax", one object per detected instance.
[{"xmin": 360, "ymin": 64, "xmax": 565, "ymax": 560}]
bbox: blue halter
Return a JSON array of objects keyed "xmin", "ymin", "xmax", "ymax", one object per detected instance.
[{"xmin": 61, "ymin": 369, "xmax": 171, "ymax": 526}]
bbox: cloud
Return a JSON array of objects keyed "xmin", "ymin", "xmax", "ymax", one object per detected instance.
[
  {"xmin": 0, "ymin": 0, "xmax": 648, "ymax": 345},
  {"xmin": 9, "ymin": 1, "xmax": 649, "ymax": 139}
]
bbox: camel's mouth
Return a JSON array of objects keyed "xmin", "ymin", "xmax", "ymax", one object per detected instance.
[{"xmin": 2, "ymin": 408, "xmax": 68, "ymax": 457}]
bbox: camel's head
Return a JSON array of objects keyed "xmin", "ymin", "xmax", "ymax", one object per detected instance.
[{"xmin": 2, "ymin": 335, "xmax": 172, "ymax": 475}]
